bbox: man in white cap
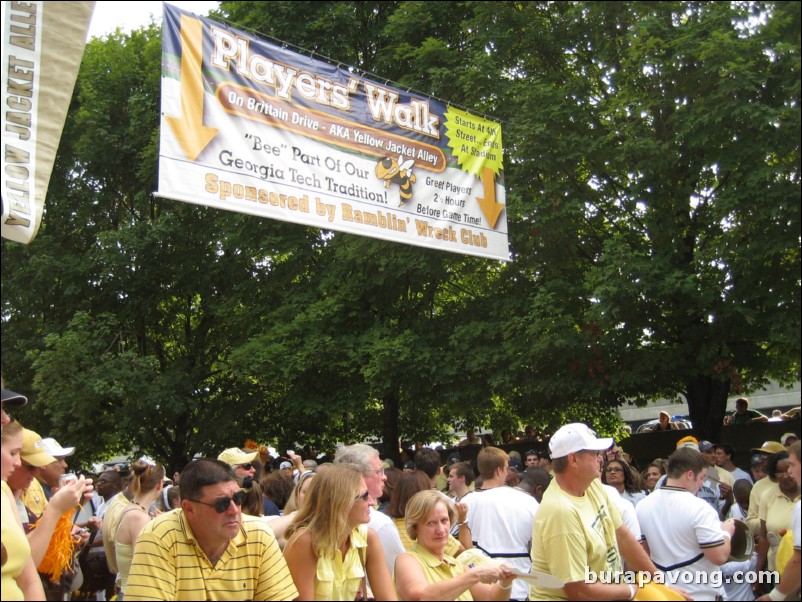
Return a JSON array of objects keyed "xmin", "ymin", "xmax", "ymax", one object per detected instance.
[
  {"xmin": 39, "ymin": 437, "xmax": 75, "ymax": 497},
  {"xmin": 217, "ymin": 447, "xmax": 258, "ymax": 479},
  {"xmin": 11, "ymin": 429, "xmax": 93, "ymax": 599},
  {"xmin": 529, "ymin": 423, "xmax": 659, "ymax": 601}
]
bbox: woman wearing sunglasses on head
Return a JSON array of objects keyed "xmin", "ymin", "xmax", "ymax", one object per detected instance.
[
  {"xmin": 284, "ymin": 463, "xmax": 398, "ymax": 600},
  {"xmin": 114, "ymin": 459, "xmax": 164, "ymax": 598}
]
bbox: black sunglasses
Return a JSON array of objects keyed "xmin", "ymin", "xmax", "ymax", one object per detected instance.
[
  {"xmin": 235, "ymin": 463, "xmax": 254, "ymax": 470},
  {"xmin": 188, "ymin": 490, "xmax": 247, "ymax": 513}
]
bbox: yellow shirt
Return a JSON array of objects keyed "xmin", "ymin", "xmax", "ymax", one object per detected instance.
[
  {"xmin": 530, "ymin": 479, "xmax": 623, "ymax": 601},
  {"xmin": 114, "ymin": 504, "xmax": 144, "ymax": 594},
  {"xmin": 19, "ymin": 478, "xmax": 47, "ymax": 519},
  {"xmin": 102, "ymin": 491, "xmax": 131, "ymax": 574},
  {"xmin": 124, "ymin": 511, "xmax": 297, "ymax": 601},
  {"xmin": 403, "ymin": 543, "xmax": 472, "ymax": 601},
  {"xmin": 314, "ymin": 525, "xmax": 367, "ymax": 601},
  {"xmin": 115, "ymin": 541, "xmax": 134, "ymax": 594},
  {"xmin": 1, "ymin": 481, "xmax": 30, "ymax": 601},
  {"xmin": 715, "ymin": 466, "xmax": 735, "ymax": 487},
  {"xmin": 759, "ymin": 486, "xmax": 800, "ymax": 571},
  {"xmin": 746, "ymin": 477, "xmax": 774, "ymax": 536},
  {"xmin": 393, "ymin": 517, "xmax": 462, "ymax": 556}
]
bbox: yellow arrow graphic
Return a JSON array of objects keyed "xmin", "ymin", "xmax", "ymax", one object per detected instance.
[
  {"xmin": 165, "ymin": 15, "xmax": 218, "ymax": 161},
  {"xmin": 476, "ymin": 167, "xmax": 504, "ymax": 229}
]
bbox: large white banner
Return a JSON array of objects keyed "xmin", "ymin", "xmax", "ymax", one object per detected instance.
[
  {"xmin": 157, "ymin": 4, "xmax": 509, "ymax": 261},
  {"xmin": 1, "ymin": 1, "xmax": 94, "ymax": 244}
]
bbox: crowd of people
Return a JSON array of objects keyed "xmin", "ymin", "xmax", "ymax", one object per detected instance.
[{"xmin": 2, "ymin": 383, "xmax": 800, "ymax": 601}]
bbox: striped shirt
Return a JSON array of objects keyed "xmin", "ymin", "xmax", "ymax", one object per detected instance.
[{"xmin": 124, "ymin": 510, "xmax": 298, "ymax": 601}]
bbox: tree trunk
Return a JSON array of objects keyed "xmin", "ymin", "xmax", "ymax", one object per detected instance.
[
  {"xmin": 382, "ymin": 391, "xmax": 401, "ymax": 465},
  {"xmin": 685, "ymin": 374, "xmax": 730, "ymax": 442}
]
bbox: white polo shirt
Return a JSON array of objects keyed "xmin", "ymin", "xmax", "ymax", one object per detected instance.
[
  {"xmin": 465, "ymin": 485, "xmax": 539, "ymax": 600},
  {"xmin": 637, "ymin": 486, "xmax": 727, "ymax": 600}
]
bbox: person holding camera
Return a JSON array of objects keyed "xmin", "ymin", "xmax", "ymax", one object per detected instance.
[
  {"xmin": 6, "ymin": 429, "xmax": 93, "ymax": 599},
  {"xmin": 2, "ymin": 415, "xmax": 46, "ymax": 600}
]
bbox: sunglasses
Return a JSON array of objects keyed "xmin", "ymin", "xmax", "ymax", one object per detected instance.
[
  {"xmin": 354, "ymin": 490, "xmax": 371, "ymax": 502},
  {"xmin": 605, "ymin": 467, "xmax": 624, "ymax": 473},
  {"xmin": 234, "ymin": 463, "xmax": 254, "ymax": 470},
  {"xmin": 188, "ymin": 490, "xmax": 247, "ymax": 513}
]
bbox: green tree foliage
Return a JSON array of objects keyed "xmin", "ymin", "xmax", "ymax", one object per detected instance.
[
  {"xmin": 220, "ymin": 0, "xmax": 800, "ymax": 442},
  {"xmin": 490, "ymin": 2, "xmax": 800, "ymax": 440},
  {"xmin": 2, "ymin": 26, "xmax": 325, "ymax": 468},
  {"xmin": 2, "ymin": 2, "xmax": 798, "ymax": 469}
]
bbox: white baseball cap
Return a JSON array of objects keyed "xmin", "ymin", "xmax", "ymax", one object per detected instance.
[
  {"xmin": 40, "ymin": 437, "xmax": 75, "ymax": 458},
  {"xmin": 549, "ymin": 423, "xmax": 612, "ymax": 459}
]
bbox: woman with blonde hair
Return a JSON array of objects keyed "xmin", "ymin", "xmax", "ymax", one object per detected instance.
[
  {"xmin": 284, "ymin": 463, "xmax": 396, "ymax": 600},
  {"xmin": 395, "ymin": 490, "xmax": 514, "ymax": 601},
  {"xmin": 1, "ymin": 420, "xmax": 45, "ymax": 600},
  {"xmin": 114, "ymin": 459, "xmax": 165, "ymax": 597}
]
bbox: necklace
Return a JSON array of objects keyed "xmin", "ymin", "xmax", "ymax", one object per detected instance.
[{"xmin": 132, "ymin": 500, "xmax": 148, "ymax": 513}]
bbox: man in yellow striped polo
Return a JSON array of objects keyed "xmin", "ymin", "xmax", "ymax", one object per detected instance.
[{"xmin": 125, "ymin": 458, "xmax": 298, "ymax": 601}]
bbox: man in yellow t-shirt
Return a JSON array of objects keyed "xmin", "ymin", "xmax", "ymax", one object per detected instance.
[
  {"xmin": 530, "ymin": 423, "xmax": 659, "ymax": 601},
  {"xmin": 125, "ymin": 458, "xmax": 297, "ymax": 601}
]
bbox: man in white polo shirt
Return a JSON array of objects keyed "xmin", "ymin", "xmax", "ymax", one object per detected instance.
[
  {"xmin": 637, "ymin": 446, "xmax": 736, "ymax": 601},
  {"xmin": 463, "ymin": 446, "xmax": 539, "ymax": 600}
]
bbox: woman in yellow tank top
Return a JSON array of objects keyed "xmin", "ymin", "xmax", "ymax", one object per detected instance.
[
  {"xmin": 114, "ymin": 459, "xmax": 165, "ymax": 597},
  {"xmin": 284, "ymin": 463, "xmax": 397, "ymax": 600},
  {"xmin": 1, "ymin": 420, "xmax": 45, "ymax": 600}
]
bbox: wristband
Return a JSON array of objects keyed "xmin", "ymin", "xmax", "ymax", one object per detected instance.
[
  {"xmin": 497, "ymin": 581, "xmax": 513, "ymax": 590},
  {"xmin": 627, "ymin": 583, "xmax": 636, "ymax": 600},
  {"xmin": 768, "ymin": 589, "xmax": 787, "ymax": 601},
  {"xmin": 456, "ymin": 521, "xmax": 468, "ymax": 527}
]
